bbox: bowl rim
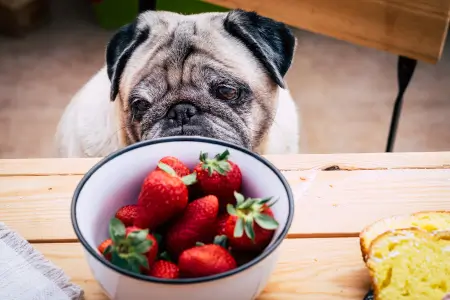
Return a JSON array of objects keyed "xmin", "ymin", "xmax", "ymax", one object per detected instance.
[{"xmin": 71, "ymin": 136, "xmax": 294, "ymax": 285}]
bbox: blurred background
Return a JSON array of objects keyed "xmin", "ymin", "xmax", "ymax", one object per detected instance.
[{"xmin": 0, "ymin": 0, "xmax": 449, "ymax": 158}]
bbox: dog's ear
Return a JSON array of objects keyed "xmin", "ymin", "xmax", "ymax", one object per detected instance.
[
  {"xmin": 224, "ymin": 9, "xmax": 295, "ymax": 88},
  {"xmin": 106, "ymin": 21, "xmax": 149, "ymax": 101}
]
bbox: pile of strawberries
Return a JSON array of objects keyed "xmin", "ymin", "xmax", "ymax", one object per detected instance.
[{"xmin": 97, "ymin": 149, "xmax": 279, "ymax": 279}]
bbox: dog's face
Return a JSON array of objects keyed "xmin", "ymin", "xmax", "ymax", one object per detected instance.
[{"xmin": 106, "ymin": 9, "xmax": 295, "ymax": 151}]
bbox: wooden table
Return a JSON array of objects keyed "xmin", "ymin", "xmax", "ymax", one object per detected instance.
[{"xmin": 2, "ymin": 152, "xmax": 450, "ymax": 299}]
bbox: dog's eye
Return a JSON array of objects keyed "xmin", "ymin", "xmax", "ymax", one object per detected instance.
[
  {"xmin": 130, "ymin": 99, "xmax": 150, "ymax": 121},
  {"xmin": 131, "ymin": 99, "xmax": 150, "ymax": 111},
  {"xmin": 215, "ymin": 85, "xmax": 239, "ymax": 101}
]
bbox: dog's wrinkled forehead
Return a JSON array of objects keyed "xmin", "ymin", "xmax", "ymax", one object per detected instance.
[
  {"xmin": 106, "ymin": 9, "xmax": 296, "ymax": 102},
  {"xmin": 120, "ymin": 12, "xmax": 268, "ymax": 95}
]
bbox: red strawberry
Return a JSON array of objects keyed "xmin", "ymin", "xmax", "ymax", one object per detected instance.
[
  {"xmin": 156, "ymin": 156, "xmax": 191, "ymax": 177},
  {"xmin": 178, "ymin": 237, "xmax": 237, "ymax": 278},
  {"xmin": 148, "ymin": 260, "xmax": 180, "ymax": 279},
  {"xmin": 193, "ymin": 149, "xmax": 242, "ymax": 211},
  {"xmin": 126, "ymin": 226, "xmax": 159, "ymax": 268},
  {"xmin": 202, "ymin": 213, "xmax": 229, "ymax": 244},
  {"xmin": 97, "ymin": 238, "xmax": 113, "ymax": 260},
  {"xmin": 215, "ymin": 213, "xmax": 229, "ymax": 236},
  {"xmin": 106, "ymin": 218, "xmax": 159, "ymax": 274},
  {"xmin": 115, "ymin": 205, "xmax": 138, "ymax": 227},
  {"xmin": 134, "ymin": 162, "xmax": 197, "ymax": 230},
  {"xmin": 165, "ymin": 195, "xmax": 219, "ymax": 258},
  {"xmin": 224, "ymin": 192, "xmax": 279, "ymax": 252}
]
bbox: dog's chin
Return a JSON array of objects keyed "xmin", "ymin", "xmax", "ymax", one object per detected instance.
[{"xmin": 143, "ymin": 125, "xmax": 247, "ymax": 149}]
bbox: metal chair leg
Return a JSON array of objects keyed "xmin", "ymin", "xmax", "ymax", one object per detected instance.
[{"xmin": 385, "ymin": 56, "xmax": 417, "ymax": 152}]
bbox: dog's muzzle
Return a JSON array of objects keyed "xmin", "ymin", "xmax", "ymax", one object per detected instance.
[
  {"xmin": 163, "ymin": 102, "xmax": 204, "ymax": 135},
  {"xmin": 166, "ymin": 102, "xmax": 198, "ymax": 127}
]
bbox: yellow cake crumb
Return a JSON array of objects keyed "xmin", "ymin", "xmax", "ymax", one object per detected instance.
[
  {"xmin": 367, "ymin": 228, "xmax": 450, "ymax": 300},
  {"xmin": 360, "ymin": 211, "xmax": 450, "ymax": 261}
]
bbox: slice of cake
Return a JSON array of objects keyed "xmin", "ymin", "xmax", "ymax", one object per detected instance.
[
  {"xmin": 360, "ymin": 211, "xmax": 450, "ymax": 262},
  {"xmin": 367, "ymin": 228, "xmax": 450, "ymax": 300}
]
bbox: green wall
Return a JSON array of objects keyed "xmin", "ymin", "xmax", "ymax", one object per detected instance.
[
  {"xmin": 92, "ymin": 0, "xmax": 228, "ymax": 30},
  {"xmin": 157, "ymin": 0, "xmax": 228, "ymax": 14}
]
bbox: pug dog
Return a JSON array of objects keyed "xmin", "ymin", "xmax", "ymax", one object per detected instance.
[{"xmin": 55, "ymin": 9, "xmax": 300, "ymax": 158}]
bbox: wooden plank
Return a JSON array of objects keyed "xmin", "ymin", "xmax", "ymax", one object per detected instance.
[
  {"xmin": 266, "ymin": 152, "xmax": 450, "ymax": 172},
  {"xmin": 3, "ymin": 168, "xmax": 450, "ymax": 242},
  {"xmin": 0, "ymin": 175, "xmax": 82, "ymax": 242},
  {"xmin": 202, "ymin": 0, "xmax": 450, "ymax": 63},
  {"xmin": 34, "ymin": 243, "xmax": 106, "ymax": 300},
  {"xmin": 1, "ymin": 152, "xmax": 450, "ymax": 175},
  {"xmin": 286, "ymin": 169, "xmax": 450, "ymax": 237},
  {"xmin": 34, "ymin": 238, "xmax": 370, "ymax": 300},
  {"xmin": 0, "ymin": 158, "xmax": 102, "ymax": 176}
]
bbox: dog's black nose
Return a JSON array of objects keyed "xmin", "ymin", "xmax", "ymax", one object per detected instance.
[{"xmin": 167, "ymin": 103, "xmax": 198, "ymax": 125}]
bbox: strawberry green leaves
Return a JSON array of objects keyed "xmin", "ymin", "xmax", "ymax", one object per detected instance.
[
  {"xmin": 109, "ymin": 217, "xmax": 126, "ymax": 244},
  {"xmin": 111, "ymin": 251, "xmax": 148, "ymax": 274},
  {"xmin": 195, "ymin": 236, "xmax": 228, "ymax": 250},
  {"xmin": 158, "ymin": 162, "xmax": 197, "ymax": 186},
  {"xmin": 157, "ymin": 162, "xmax": 177, "ymax": 176},
  {"xmin": 227, "ymin": 192, "xmax": 279, "ymax": 242},
  {"xmin": 199, "ymin": 149, "xmax": 232, "ymax": 176},
  {"xmin": 181, "ymin": 173, "xmax": 197, "ymax": 186},
  {"xmin": 233, "ymin": 217, "xmax": 244, "ymax": 238},
  {"xmin": 213, "ymin": 235, "xmax": 228, "ymax": 249},
  {"xmin": 244, "ymin": 218, "xmax": 255, "ymax": 241},
  {"xmin": 234, "ymin": 191, "xmax": 245, "ymax": 206},
  {"xmin": 107, "ymin": 218, "xmax": 153, "ymax": 274},
  {"xmin": 254, "ymin": 213, "xmax": 279, "ymax": 230},
  {"xmin": 159, "ymin": 251, "xmax": 173, "ymax": 262}
]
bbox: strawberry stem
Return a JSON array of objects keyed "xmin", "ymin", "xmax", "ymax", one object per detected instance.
[
  {"xmin": 107, "ymin": 218, "xmax": 152, "ymax": 273},
  {"xmin": 230, "ymin": 192, "xmax": 280, "ymax": 242},
  {"xmin": 199, "ymin": 149, "xmax": 232, "ymax": 176}
]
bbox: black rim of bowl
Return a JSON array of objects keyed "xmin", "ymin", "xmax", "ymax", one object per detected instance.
[{"xmin": 71, "ymin": 136, "xmax": 295, "ymax": 285}]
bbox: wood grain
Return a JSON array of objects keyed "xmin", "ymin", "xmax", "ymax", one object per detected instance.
[
  {"xmin": 202, "ymin": 0, "xmax": 450, "ymax": 63},
  {"xmin": 34, "ymin": 238, "xmax": 371, "ymax": 300},
  {"xmin": 0, "ymin": 158, "xmax": 102, "ymax": 176},
  {"xmin": 4, "ymin": 168, "xmax": 450, "ymax": 242},
  {"xmin": 0, "ymin": 175, "xmax": 81, "ymax": 241},
  {"xmin": 1, "ymin": 152, "xmax": 450, "ymax": 175}
]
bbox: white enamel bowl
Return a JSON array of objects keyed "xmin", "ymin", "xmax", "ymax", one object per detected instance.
[{"xmin": 71, "ymin": 136, "xmax": 294, "ymax": 300}]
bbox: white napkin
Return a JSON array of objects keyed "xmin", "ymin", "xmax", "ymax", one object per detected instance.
[{"xmin": 0, "ymin": 223, "xmax": 84, "ymax": 300}]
